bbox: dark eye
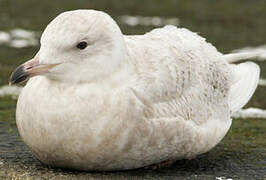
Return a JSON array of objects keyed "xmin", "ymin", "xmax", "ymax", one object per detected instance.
[{"xmin": 76, "ymin": 41, "xmax": 88, "ymax": 50}]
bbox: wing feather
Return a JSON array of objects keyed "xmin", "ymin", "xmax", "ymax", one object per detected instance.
[{"xmin": 124, "ymin": 26, "xmax": 231, "ymax": 124}]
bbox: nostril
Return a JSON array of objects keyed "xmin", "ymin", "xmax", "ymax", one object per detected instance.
[{"xmin": 25, "ymin": 66, "xmax": 33, "ymax": 70}]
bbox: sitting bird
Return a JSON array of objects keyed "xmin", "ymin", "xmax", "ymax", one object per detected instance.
[{"xmin": 9, "ymin": 10, "xmax": 261, "ymax": 171}]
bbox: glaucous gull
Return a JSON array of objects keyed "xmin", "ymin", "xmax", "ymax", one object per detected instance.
[{"xmin": 9, "ymin": 10, "xmax": 261, "ymax": 171}]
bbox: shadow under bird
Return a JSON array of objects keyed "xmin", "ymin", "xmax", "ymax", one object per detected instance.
[{"xmin": 9, "ymin": 9, "xmax": 261, "ymax": 171}]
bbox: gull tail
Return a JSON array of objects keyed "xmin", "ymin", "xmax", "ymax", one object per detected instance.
[{"xmin": 224, "ymin": 52, "xmax": 261, "ymax": 113}]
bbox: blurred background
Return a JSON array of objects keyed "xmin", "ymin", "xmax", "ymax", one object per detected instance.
[{"xmin": 0, "ymin": 0, "xmax": 265, "ymax": 179}]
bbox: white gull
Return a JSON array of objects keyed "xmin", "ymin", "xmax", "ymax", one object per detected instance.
[{"xmin": 9, "ymin": 10, "xmax": 262, "ymax": 171}]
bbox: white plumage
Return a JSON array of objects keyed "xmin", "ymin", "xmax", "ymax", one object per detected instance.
[{"xmin": 13, "ymin": 10, "xmax": 260, "ymax": 171}]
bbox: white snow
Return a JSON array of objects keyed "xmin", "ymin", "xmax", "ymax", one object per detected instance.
[
  {"xmin": 216, "ymin": 177, "xmax": 233, "ymax": 180},
  {"xmin": 0, "ymin": 32, "xmax": 11, "ymax": 44},
  {"xmin": 0, "ymin": 85, "xmax": 23, "ymax": 99},
  {"xmin": 118, "ymin": 15, "xmax": 179, "ymax": 27},
  {"xmin": 10, "ymin": 28, "xmax": 36, "ymax": 39},
  {"xmin": 233, "ymin": 108, "xmax": 266, "ymax": 119},
  {"xmin": 0, "ymin": 28, "xmax": 38, "ymax": 48},
  {"xmin": 9, "ymin": 39, "xmax": 38, "ymax": 48},
  {"xmin": 232, "ymin": 45, "xmax": 266, "ymax": 61},
  {"xmin": 259, "ymin": 78, "xmax": 266, "ymax": 86}
]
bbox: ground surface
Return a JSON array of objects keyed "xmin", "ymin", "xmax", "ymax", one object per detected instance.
[{"xmin": 0, "ymin": 0, "xmax": 265, "ymax": 179}]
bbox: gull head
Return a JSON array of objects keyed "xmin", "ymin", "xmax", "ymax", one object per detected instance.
[{"xmin": 10, "ymin": 10, "xmax": 127, "ymax": 85}]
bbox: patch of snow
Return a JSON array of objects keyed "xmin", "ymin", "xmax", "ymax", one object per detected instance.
[
  {"xmin": 259, "ymin": 78, "xmax": 266, "ymax": 86},
  {"xmin": 118, "ymin": 15, "xmax": 180, "ymax": 27},
  {"xmin": 0, "ymin": 85, "xmax": 23, "ymax": 99},
  {"xmin": 10, "ymin": 28, "xmax": 35, "ymax": 39},
  {"xmin": 216, "ymin": 177, "xmax": 233, "ymax": 180},
  {"xmin": 232, "ymin": 45, "xmax": 266, "ymax": 61},
  {"xmin": 0, "ymin": 32, "xmax": 11, "ymax": 44},
  {"xmin": 233, "ymin": 108, "xmax": 266, "ymax": 119},
  {"xmin": 0, "ymin": 28, "xmax": 39, "ymax": 48},
  {"xmin": 9, "ymin": 39, "xmax": 38, "ymax": 48}
]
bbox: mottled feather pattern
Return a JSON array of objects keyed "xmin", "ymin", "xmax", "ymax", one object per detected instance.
[{"xmin": 125, "ymin": 26, "xmax": 231, "ymax": 126}]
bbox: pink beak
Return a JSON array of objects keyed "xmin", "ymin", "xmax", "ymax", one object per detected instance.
[{"xmin": 9, "ymin": 56, "xmax": 60, "ymax": 85}]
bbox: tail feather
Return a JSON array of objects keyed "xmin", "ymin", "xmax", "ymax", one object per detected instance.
[{"xmin": 228, "ymin": 62, "xmax": 260, "ymax": 113}]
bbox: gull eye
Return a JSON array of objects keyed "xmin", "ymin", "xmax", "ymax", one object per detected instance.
[{"xmin": 76, "ymin": 41, "xmax": 88, "ymax": 50}]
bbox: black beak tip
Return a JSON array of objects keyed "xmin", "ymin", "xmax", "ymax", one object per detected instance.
[{"xmin": 9, "ymin": 65, "xmax": 29, "ymax": 85}]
